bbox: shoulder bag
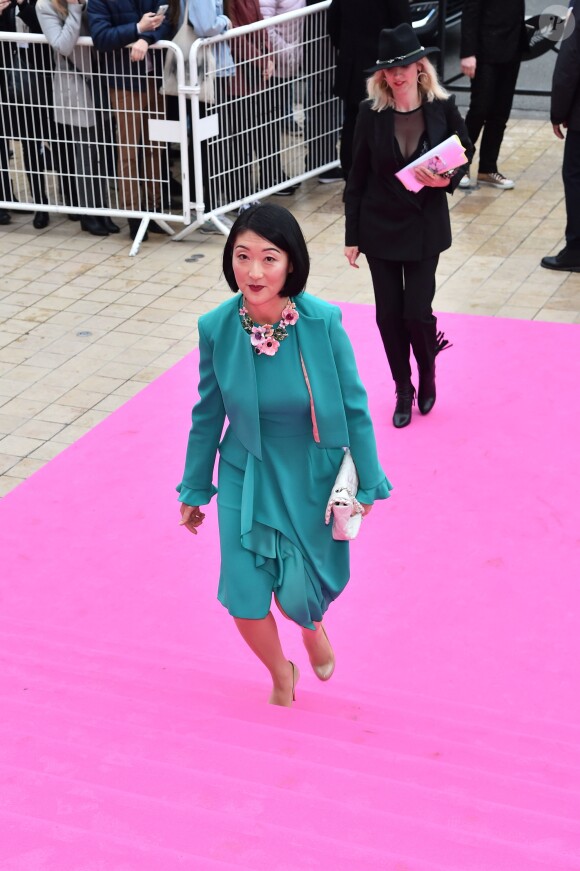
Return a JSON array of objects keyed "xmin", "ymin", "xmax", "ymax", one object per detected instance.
[{"xmin": 162, "ymin": 9, "xmax": 216, "ymax": 104}]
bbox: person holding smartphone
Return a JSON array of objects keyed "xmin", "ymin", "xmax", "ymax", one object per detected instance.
[{"xmin": 88, "ymin": 0, "xmax": 176, "ymax": 239}]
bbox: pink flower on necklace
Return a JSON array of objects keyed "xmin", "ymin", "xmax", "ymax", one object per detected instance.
[
  {"xmin": 239, "ymin": 297, "xmax": 299, "ymax": 357},
  {"xmin": 250, "ymin": 324, "xmax": 273, "ymax": 347},
  {"xmin": 280, "ymin": 304, "xmax": 299, "ymax": 327},
  {"xmin": 257, "ymin": 338, "xmax": 280, "ymax": 356}
]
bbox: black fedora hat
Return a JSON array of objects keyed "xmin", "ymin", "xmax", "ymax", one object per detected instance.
[{"xmin": 365, "ymin": 23, "xmax": 439, "ymax": 74}]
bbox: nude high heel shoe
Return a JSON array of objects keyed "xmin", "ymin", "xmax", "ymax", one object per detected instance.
[
  {"xmin": 303, "ymin": 624, "xmax": 335, "ymax": 681},
  {"xmin": 269, "ymin": 660, "xmax": 299, "ymax": 707}
]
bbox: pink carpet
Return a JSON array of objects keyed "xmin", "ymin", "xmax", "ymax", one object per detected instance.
[{"xmin": 1, "ymin": 305, "xmax": 580, "ymax": 870}]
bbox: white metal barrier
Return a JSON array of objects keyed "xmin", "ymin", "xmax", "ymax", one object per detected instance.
[
  {"xmin": 0, "ymin": 2, "xmax": 340, "ymax": 251},
  {"xmin": 0, "ymin": 33, "xmax": 189, "ymax": 254},
  {"xmin": 176, "ymin": 1, "xmax": 341, "ymax": 238}
]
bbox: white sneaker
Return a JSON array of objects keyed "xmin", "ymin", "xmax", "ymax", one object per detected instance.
[
  {"xmin": 199, "ymin": 215, "xmax": 234, "ymax": 234},
  {"xmin": 458, "ymin": 172, "xmax": 471, "ymax": 189},
  {"xmin": 477, "ymin": 171, "xmax": 515, "ymax": 190}
]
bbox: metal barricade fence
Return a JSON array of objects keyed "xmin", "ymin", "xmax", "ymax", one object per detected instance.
[
  {"xmin": 0, "ymin": 33, "xmax": 189, "ymax": 255},
  {"xmin": 174, "ymin": 1, "xmax": 341, "ymax": 239},
  {"xmin": 1, "ymin": 3, "xmax": 340, "ymax": 250}
]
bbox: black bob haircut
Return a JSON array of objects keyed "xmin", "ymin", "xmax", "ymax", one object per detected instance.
[{"xmin": 222, "ymin": 203, "xmax": 310, "ymax": 298}]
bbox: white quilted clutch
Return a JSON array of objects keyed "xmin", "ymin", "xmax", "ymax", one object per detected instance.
[{"xmin": 324, "ymin": 449, "xmax": 363, "ymax": 541}]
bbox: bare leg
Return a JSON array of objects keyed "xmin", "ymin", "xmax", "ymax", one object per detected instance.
[{"xmin": 234, "ymin": 612, "xmax": 299, "ymax": 706}]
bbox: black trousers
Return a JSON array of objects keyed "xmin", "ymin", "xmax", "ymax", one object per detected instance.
[
  {"xmin": 0, "ymin": 117, "xmax": 11, "ymax": 203},
  {"xmin": 54, "ymin": 124, "xmax": 109, "ymax": 210},
  {"xmin": 303, "ymin": 48, "xmax": 340, "ymax": 172},
  {"xmin": 563, "ymin": 129, "xmax": 580, "ymax": 251},
  {"xmin": 367, "ymin": 255, "xmax": 439, "ymax": 383},
  {"xmin": 464, "ymin": 57, "xmax": 520, "ymax": 174}
]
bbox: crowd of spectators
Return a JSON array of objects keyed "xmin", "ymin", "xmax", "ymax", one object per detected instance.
[{"xmin": 0, "ymin": 0, "xmax": 339, "ymax": 238}]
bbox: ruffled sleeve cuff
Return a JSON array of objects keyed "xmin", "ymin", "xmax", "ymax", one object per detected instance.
[
  {"xmin": 176, "ymin": 482, "xmax": 217, "ymax": 506},
  {"xmin": 356, "ymin": 476, "xmax": 393, "ymax": 505}
]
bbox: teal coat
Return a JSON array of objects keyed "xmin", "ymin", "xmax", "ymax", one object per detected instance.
[{"xmin": 178, "ymin": 292, "xmax": 391, "ymax": 507}]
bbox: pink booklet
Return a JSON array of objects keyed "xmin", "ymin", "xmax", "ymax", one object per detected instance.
[{"xmin": 395, "ymin": 134, "xmax": 468, "ymax": 193}]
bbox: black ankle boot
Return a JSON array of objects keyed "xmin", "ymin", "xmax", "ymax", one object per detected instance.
[
  {"xmin": 148, "ymin": 219, "xmax": 166, "ymax": 234},
  {"xmin": 80, "ymin": 216, "xmax": 109, "ymax": 236},
  {"xmin": 33, "ymin": 211, "xmax": 49, "ymax": 229},
  {"xmin": 393, "ymin": 382, "xmax": 415, "ymax": 428},
  {"xmin": 418, "ymin": 366, "xmax": 436, "ymax": 415},
  {"xmin": 101, "ymin": 216, "xmax": 120, "ymax": 234}
]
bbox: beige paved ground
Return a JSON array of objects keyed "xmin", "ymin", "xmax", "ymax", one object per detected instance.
[{"xmin": 1, "ymin": 117, "xmax": 579, "ymax": 498}]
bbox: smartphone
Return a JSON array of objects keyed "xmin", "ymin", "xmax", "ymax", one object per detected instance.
[{"xmin": 157, "ymin": 4, "xmax": 168, "ymax": 13}]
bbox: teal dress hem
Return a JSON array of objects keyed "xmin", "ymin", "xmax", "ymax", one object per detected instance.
[{"xmin": 177, "ymin": 293, "xmax": 393, "ymax": 629}]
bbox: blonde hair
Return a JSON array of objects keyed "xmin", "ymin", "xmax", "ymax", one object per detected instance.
[
  {"xmin": 366, "ymin": 57, "xmax": 450, "ymax": 111},
  {"xmin": 50, "ymin": 0, "xmax": 69, "ymax": 17}
]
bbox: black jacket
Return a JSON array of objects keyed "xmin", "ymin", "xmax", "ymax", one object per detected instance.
[
  {"xmin": 460, "ymin": 0, "xmax": 527, "ymax": 64},
  {"xmin": 0, "ymin": 0, "xmax": 52, "ymax": 75},
  {"xmin": 327, "ymin": 0, "xmax": 412, "ymax": 105},
  {"xmin": 344, "ymin": 96, "xmax": 474, "ymax": 261},
  {"xmin": 550, "ymin": 11, "xmax": 580, "ymax": 131},
  {"xmin": 0, "ymin": 0, "xmax": 53, "ymax": 136},
  {"xmin": 88, "ymin": 0, "xmax": 174, "ymax": 92}
]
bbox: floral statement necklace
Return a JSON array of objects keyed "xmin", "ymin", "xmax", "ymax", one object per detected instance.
[{"xmin": 239, "ymin": 297, "xmax": 299, "ymax": 356}]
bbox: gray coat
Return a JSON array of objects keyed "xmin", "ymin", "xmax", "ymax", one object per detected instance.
[{"xmin": 36, "ymin": 0, "xmax": 96, "ymax": 128}]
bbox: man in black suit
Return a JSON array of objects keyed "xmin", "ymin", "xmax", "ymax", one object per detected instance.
[
  {"xmin": 459, "ymin": 0, "xmax": 528, "ymax": 190},
  {"xmin": 303, "ymin": 0, "xmax": 343, "ymax": 183},
  {"xmin": 541, "ymin": 3, "xmax": 580, "ymax": 272},
  {"xmin": 328, "ymin": 0, "xmax": 412, "ymax": 180}
]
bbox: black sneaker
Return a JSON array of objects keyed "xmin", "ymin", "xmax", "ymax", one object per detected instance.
[
  {"xmin": 273, "ymin": 182, "xmax": 301, "ymax": 197},
  {"xmin": 318, "ymin": 167, "xmax": 344, "ymax": 184}
]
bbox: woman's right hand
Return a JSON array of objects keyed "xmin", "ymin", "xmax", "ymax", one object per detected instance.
[
  {"xmin": 179, "ymin": 503, "xmax": 206, "ymax": 535},
  {"xmin": 138, "ymin": 11, "xmax": 164, "ymax": 32},
  {"xmin": 344, "ymin": 246, "xmax": 360, "ymax": 269},
  {"xmin": 460, "ymin": 56, "xmax": 476, "ymax": 79}
]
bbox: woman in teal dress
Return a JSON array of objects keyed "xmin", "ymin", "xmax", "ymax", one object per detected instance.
[{"xmin": 178, "ymin": 204, "xmax": 392, "ymax": 707}]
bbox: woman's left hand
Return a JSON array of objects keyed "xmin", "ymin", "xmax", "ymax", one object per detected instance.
[
  {"xmin": 413, "ymin": 166, "xmax": 450, "ymax": 188},
  {"xmin": 360, "ymin": 503, "xmax": 372, "ymax": 517},
  {"xmin": 130, "ymin": 39, "xmax": 149, "ymax": 62},
  {"xmin": 344, "ymin": 246, "xmax": 360, "ymax": 268}
]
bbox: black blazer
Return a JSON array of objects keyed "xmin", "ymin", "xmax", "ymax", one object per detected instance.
[
  {"xmin": 344, "ymin": 96, "xmax": 474, "ymax": 261},
  {"xmin": 327, "ymin": 0, "xmax": 412, "ymax": 105},
  {"xmin": 550, "ymin": 11, "xmax": 580, "ymax": 132},
  {"xmin": 460, "ymin": 0, "xmax": 527, "ymax": 64}
]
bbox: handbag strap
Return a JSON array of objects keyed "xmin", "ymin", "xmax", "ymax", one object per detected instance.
[{"xmin": 299, "ymin": 352, "xmax": 320, "ymax": 444}]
